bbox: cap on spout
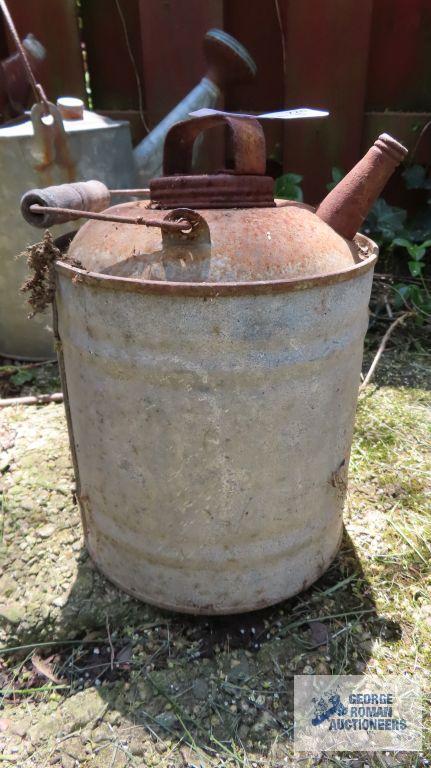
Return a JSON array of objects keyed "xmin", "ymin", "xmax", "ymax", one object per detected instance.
[{"xmin": 316, "ymin": 134, "xmax": 408, "ymax": 241}]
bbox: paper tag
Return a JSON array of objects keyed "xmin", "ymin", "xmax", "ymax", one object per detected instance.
[{"xmin": 189, "ymin": 107, "xmax": 329, "ymax": 120}]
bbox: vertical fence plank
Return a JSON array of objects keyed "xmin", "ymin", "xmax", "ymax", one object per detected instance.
[
  {"xmin": 366, "ymin": 0, "xmax": 431, "ymax": 111},
  {"xmin": 80, "ymin": 0, "xmax": 146, "ymax": 143},
  {"xmin": 4, "ymin": 0, "xmax": 85, "ymax": 102},
  {"xmin": 139, "ymin": 0, "xmax": 223, "ymax": 126},
  {"xmin": 224, "ymin": 0, "xmax": 283, "ymax": 113},
  {"xmin": 80, "ymin": 0, "xmax": 143, "ymax": 111},
  {"xmin": 224, "ymin": 0, "xmax": 284, "ymax": 174},
  {"xmin": 280, "ymin": 0, "xmax": 373, "ymax": 205}
]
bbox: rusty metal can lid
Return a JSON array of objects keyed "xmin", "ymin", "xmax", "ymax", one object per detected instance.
[{"xmin": 150, "ymin": 173, "xmax": 275, "ymax": 209}]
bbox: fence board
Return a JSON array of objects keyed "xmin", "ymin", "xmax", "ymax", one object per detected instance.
[
  {"xmin": 139, "ymin": 0, "xmax": 223, "ymax": 127},
  {"xmin": 80, "ymin": 0, "xmax": 144, "ymax": 115},
  {"xmin": 280, "ymin": 0, "xmax": 374, "ymax": 205},
  {"xmin": 224, "ymin": 0, "xmax": 283, "ymax": 113},
  {"xmin": 367, "ymin": 0, "xmax": 431, "ymax": 112},
  {"xmin": 4, "ymin": 0, "xmax": 85, "ymax": 103}
]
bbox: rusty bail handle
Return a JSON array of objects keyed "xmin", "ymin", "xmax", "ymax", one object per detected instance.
[
  {"xmin": 27, "ymin": 205, "xmax": 191, "ymax": 232},
  {"xmin": 0, "ymin": 0, "xmax": 50, "ymax": 114},
  {"xmin": 21, "ymin": 181, "xmax": 194, "ymax": 231},
  {"xmin": 163, "ymin": 113, "xmax": 266, "ymax": 176}
]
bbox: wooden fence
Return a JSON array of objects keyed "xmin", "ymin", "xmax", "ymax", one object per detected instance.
[{"xmin": 2, "ymin": 0, "xmax": 430, "ymax": 202}]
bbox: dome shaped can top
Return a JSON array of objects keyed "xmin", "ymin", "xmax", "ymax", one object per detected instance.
[{"xmin": 66, "ymin": 113, "xmax": 407, "ymax": 289}]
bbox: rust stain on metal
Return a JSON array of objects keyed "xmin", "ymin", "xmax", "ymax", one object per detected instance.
[
  {"xmin": 150, "ymin": 173, "xmax": 275, "ymax": 209},
  {"xmin": 30, "ymin": 102, "xmax": 76, "ymax": 181}
]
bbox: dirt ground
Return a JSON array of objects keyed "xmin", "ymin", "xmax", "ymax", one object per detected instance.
[{"xmin": 0, "ymin": 349, "xmax": 430, "ymax": 768}]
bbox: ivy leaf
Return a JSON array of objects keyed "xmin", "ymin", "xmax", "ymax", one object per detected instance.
[
  {"xmin": 392, "ymin": 283, "xmax": 411, "ymax": 309},
  {"xmin": 274, "ymin": 173, "xmax": 303, "ymax": 202},
  {"xmin": 364, "ymin": 199, "xmax": 407, "ymax": 242},
  {"xmin": 402, "ymin": 164, "xmax": 431, "ymax": 190},
  {"xmin": 10, "ymin": 369, "xmax": 36, "ymax": 386},
  {"xmin": 392, "ymin": 237, "xmax": 411, "ymax": 247},
  {"xmin": 393, "ymin": 237, "xmax": 431, "ymax": 259},
  {"xmin": 408, "ymin": 260, "xmax": 424, "ymax": 277},
  {"xmin": 326, "ymin": 166, "xmax": 345, "ymax": 192}
]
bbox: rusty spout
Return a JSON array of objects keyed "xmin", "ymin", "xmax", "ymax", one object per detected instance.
[{"xmin": 316, "ymin": 134, "xmax": 408, "ymax": 240}]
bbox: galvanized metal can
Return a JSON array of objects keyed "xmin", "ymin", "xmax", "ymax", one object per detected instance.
[
  {"xmin": 22, "ymin": 112, "xmax": 407, "ymax": 614},
  {"xmin": 54, "ymin": 234, "xmax": 377, "ymax": 614},
  {"xmin": 0, "ymin": 100, "xmax": 136, "ymax": 360}
]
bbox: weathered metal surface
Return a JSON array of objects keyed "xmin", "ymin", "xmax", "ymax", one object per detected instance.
[
  {"xmin": 150, "ymin": 173, "xmax": 275, "ymax": 209},
  {"xmin": 316, "ymin": 134, "xmax": 408, "ymax": 240},
  {"xmin": 68, "ymin": 201, "xmax": 372, "ymax": 285},
  {"xmin": 149, "ymin": 112, "xmax": 273, "ymax": 209},
  {"xmin": 48, "ymin": 110, "xmax": 386, "ymax": 612},
  {"xmin": 133, "ymin": 30, "xmax": 256, "ymax": 184},
  {"xmin": 54, "ymin": 241, "xmax": 376, "ymax": 613},
  {"xmin": 0, "ymin": 109, "xmax": 136, "ymax": 360},
  {"xmin": 163, "ymin": 113, "xmax": 265, "ymax": 175}
]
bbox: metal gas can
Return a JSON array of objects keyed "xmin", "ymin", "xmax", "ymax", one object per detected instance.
[{"xmin": 21, "ymin": 113, "xmax": 407, "ymax": 613}]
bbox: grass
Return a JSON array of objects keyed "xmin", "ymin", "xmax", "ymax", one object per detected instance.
[{"xmin": 0, "ymin": 346, "xmax": 429, "ymax": 767}]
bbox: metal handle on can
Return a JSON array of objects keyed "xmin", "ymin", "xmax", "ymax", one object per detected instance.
[
  {"xmin": 20, "ymin": 182, "xmax": 200, "ymax": 234},
  {"xmin": 163, "ymin": 113, "xmax": 266, "ymax": 176}
]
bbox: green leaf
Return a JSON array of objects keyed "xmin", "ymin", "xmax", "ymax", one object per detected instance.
[
  {"xmin": 274, "ymin": 173, "xmax": 303, "ymax": 202},
  {"xmin": 10, "ymin": 369, "xmax": 36, "ymax": 386},
  {"xmin": 412, "ymin": 246, "xmax": 426, "ymax": 260},
  {"xmin": 409, "ymin": 285, "xmax": 425, "ymax": 307},
  {"xmin": 363, "ymin": 199, "xmax": 407, "ymax": 243},
  {"xmin": 392, "ymin": 237, "xmax": 411, "ymax": 248},
  {"xmin": 408, "ymin": 260, "xmax": 424, "ymax": 277},
  {"xmin": 326, "ymin": 166, "xmax": 345, "ymax": 191},
  {"xmin": 402, "ymin": 164, "xmax": 431, "ymax": 190},
  {"xmin": 392, "ymin": 283, "xmax": 411, "ymax": 309}
]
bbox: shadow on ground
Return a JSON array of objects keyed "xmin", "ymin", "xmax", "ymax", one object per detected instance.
[
  {"xmin": 2, "ymin": 347, "xmax": 427, "ymax": 765},
  {"xmin": 2, "ymin": 525, "xmax": 402, "ymax": 763}
]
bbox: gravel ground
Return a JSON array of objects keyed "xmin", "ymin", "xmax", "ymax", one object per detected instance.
[{"xmin": 0, "ymin": 349, "xmax": 429, "ymax": 768}]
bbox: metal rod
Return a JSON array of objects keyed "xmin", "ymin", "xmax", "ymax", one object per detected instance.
[
  {"xmin": 29, "ymin": 204, "xmax": 190, "ymax": 232},
  {"xmin": 109, "ymin": 189, "xmax": 150, "ymax": 195},
  {"xmin": 0, "ymin": 0, "xmax": 50, "ymax": 114}
]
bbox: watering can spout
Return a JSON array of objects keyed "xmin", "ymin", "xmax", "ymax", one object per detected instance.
[{"xmin": 316, "ymin": 133, "xmax": 408, "ymax": 241}]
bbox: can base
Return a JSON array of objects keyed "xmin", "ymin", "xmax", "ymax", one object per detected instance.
[{"xmin": 86, "ymin": 528, "xmax": 343, "ymax": 616}]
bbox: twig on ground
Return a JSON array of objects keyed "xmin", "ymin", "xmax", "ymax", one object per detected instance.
[
  {"xmin": 0, "ymin": 392, "xmax": 63, "ymax": 408},
  {"xmin": 360, "ymin": 311, "xmax": 413, "ymax": 392},
  {"xmin": 0, "ymin": 359, "xmax": 56, "ymax": 379},
  {"xmin": 106, "ymin": 616, "xmax": 115, "ymax": 671}
]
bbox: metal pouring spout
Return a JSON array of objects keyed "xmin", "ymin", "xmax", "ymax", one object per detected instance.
[{"xmin": 316, "ymin": 133, "xmax": 408, "ymax": 241}]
